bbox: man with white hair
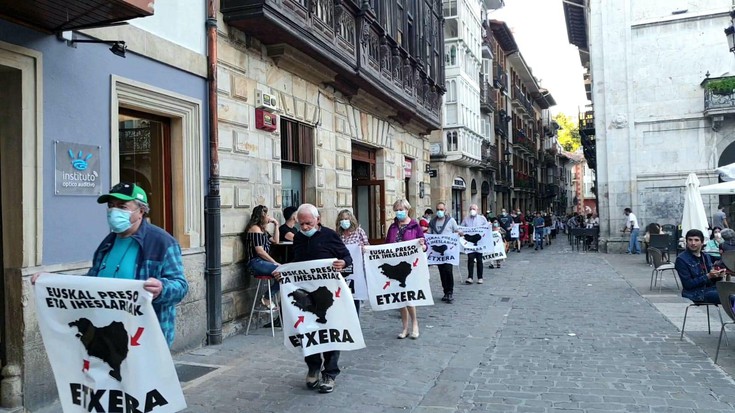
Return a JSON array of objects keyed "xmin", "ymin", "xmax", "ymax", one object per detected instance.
[
  {"xmin": 292, "ymin": 203, "xmax": 353, "ymax": 394},
  {"xmin": 461, "ymin": 204, "xmax": 489, "ymax": 284}
]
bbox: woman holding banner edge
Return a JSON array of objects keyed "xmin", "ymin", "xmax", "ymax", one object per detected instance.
[
  {"xmin": 336, "ymin": 209, "xmax": 369, "ymax": 316},
  {"xmin": 385, "ymin": 199, "xmax": 427, "ymax": 339}
]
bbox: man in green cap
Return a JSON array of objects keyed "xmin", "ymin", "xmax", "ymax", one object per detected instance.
[{"xmin": 89, "ymin": 182, "xmax": 188, "ymax": 347}]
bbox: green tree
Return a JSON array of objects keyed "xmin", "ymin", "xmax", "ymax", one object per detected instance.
[{"xmin": 554, "ymin": 113, "xmax": 581, "ymax": 152}]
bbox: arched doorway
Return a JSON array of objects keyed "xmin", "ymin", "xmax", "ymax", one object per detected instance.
[{"xmin": 481, "ymin": 181, "xmax": 490, "ymax": 215}]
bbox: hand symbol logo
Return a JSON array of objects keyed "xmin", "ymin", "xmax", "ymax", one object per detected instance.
[{"xmin": 68, "ymin": 150, "xmax": 93, "ymax": 171}]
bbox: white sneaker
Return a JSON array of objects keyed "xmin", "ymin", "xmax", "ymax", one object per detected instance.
[
  {"xmin": 477, "ymin": 279, "xmax": 484, "ymax": 284},
  {"xmin": 465, "ymin": 278, "xmax": 474, "ymax": 284}
]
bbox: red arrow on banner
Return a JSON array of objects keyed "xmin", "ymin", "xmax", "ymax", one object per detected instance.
[
  {"xmin": 413, "ymin": 258, "xmax": 419, "ymax": 267},
  {"xmin": 335, "ymin": 287, "xmax": 341, "ymax": 298},
  {"xmin": 294, "ymin": 315, "xmax": 305, "ymax": 328},
  {"xmin": 130, "ymin": 327, "xmax": 144, "ymax": 346},
  {"xmin": 82, "ymin": 359, "xmax": 90, "ymax": 372},
  {"xmin": 383, "ymin": 281, "xmax": 390, "ymax": 290}
]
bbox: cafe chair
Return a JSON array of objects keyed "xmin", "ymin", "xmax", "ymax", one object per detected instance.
[
  {"xmin": 647, "ymin": 234, "xmax": 671, "ymax": 264},
  {"xmin": 245, "ymin": 270, "xmax": 279, "ymax": 337},
  {"xmin": 720, "ymin": 250, "xmax": 735, "ymax": 275},
  {"xmin": 715, "ymin": 281, "xmax": 735, "ymax": 363},
  {"xmin": 649, "ymin": 247, "xmax": 679, "ymax": 292}
]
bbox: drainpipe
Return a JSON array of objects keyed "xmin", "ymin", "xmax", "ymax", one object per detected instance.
[{"xmin": 205, "ymin": 0, "xmax": 222, "ymax": 345}]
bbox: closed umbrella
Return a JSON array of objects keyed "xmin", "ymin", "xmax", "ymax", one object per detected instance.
[{"xmin": 682, "ymin": 173, "xmax": 710, "ymax": 241}]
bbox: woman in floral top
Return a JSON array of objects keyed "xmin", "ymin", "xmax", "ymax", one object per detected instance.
[
  {"xmin": 336, "ymin": 209, "xmax": 369, "ymax": 315},
  {"xmin": 385, "ymin": 199, "xmax": 426, "ymax": 340}
]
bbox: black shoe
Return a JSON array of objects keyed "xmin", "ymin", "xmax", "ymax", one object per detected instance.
[
  {"xmin": 446, "ymin": 293, "xmax": 454, "ymax": 303},
  {"xmin": 306, "ymin": 371, "xmax": 321, "ymax": 389},
  {"xmin": 441, "ymin": 294, "xmax": 448, "ymax": 302},
  {"xmin": 319, "ymin": 376, "xmax": 335, "ymax": 393},
  {"xmin": 263, "ymin": 318, "xmax": 281, "ymax": 328}
]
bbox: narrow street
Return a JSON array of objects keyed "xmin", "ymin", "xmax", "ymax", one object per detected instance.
[{"xmin": 176, "ymin": 241, "xmax": 735, "ymax": 413}]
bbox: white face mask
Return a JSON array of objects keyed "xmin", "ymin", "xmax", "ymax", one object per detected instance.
[{"xmin": 470, "ymin": 210, "xmax": 477, "ymax": 217}]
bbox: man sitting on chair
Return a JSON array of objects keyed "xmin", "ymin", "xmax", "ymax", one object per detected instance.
[{"xmin": 675, "ymin": 229, "xmax": 726, "ymax": 304}]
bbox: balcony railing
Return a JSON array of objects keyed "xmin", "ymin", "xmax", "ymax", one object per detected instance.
[
  {"xmin": 513, "ymin": 171, "xmax": 535, "ymax": 190},
  {"xmin": 495, "ymin": 112, "xmax": 509, "ymax": 138},
  {"xmin": 579, "ymin": 110, "xmax": 595, "ymax": 131},
  {"xmin": 703, "ymin": 77, "xmax": 735, "ymax": 117},
  {"xmin": 513, "ymin": 129, "xmax": 535, "ymax": 153},
  {"xmin": 480, "ymin": 76, "xmax": 496, "ymax": 113},
  {"xmin": 512, "ymin": 85, "xmax": 534, "ymax": 116},
  {"xmin": 494, "ymin": 63, "xmax": 508, "ymax": 90}
]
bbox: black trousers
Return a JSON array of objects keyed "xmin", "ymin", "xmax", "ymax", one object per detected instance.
[
  {"xmin": 437, "ymin": 263, "xmax": 454, "ymax": 295},
  {"xmin": 467, "ymin": 252, "xmax": 483, "ymax": 279},
  {"xmin": 305, "ymin": 351, "xmax": 340, "ymax": 379}
]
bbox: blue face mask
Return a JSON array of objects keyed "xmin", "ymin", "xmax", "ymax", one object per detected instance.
[
  {"xmin": 395, "ymin": 210, "xmax": 408, "ymax": 220},
  {"xmin": 301, "ymin": 227, "xmax": 317, "ymax": 237},
  {"xmin": 436, "ymin": 210, "xmax": 445, "ymax": 219},
  {"xmin": 340, "ymin": 219, "xmax": 351, "ymax": 230},
  {"xmin": 107, "ymin": 208, "xmax": 133, "ymax": 233}
]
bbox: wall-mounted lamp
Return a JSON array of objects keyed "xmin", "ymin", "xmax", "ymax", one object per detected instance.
[
  {"xmin": 68, "ymin": 38, "xmax": 127, "ymax": 58},
  {"xmin": 726, "ymin": 10, "xmax": 735, "ymax": 54}
]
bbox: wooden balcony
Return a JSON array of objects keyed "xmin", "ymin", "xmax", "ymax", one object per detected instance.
[{"xmin": 221, "ymin": 0, "xmax": 444, "ymax": 131}]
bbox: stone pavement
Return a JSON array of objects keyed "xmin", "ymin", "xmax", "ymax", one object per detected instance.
[{"xmin": 175, "ymin": 240, "xmax": 735, "ymax": 413}]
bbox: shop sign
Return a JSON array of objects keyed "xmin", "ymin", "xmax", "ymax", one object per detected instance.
[{"xmin": 54, "ymin": 141, "xmax": 101, "ymax": 196}]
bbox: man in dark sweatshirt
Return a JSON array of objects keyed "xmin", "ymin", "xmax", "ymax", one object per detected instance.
[{"xmin": 292, "ymin": 203, "xmax": 352, "ymax": 394}]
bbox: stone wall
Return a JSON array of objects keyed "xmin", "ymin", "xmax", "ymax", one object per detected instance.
[{"xmin": 216, "ymin": 27, "xmax": 433, "ymax": 333}]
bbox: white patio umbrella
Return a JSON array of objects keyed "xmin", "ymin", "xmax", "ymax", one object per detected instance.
[{"xmin": 682, "ymin": 173, "xmax": 710, "ymax": 241}]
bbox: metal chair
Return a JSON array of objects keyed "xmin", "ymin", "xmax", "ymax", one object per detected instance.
[
  {"xmin": 649, "ymin": 247, "xmax": 679, "ymax": 291},
  {"xmin": 720, "ymin": 250, "xmax": 735, "ymax": 274},
  {"xmin": 245, "ymin": 272, "xmax": 279, "ymax": 337},
  {"xmin": 680, "ymin": 300, "xmax": 726, "ymax": 341},
  {"xmin": 647, "ymin": 234, "xmax": 671, "ymax": 263},
  {"xmin": 715, "ymin": 281, "xmax": 735, "ymax": 362}
]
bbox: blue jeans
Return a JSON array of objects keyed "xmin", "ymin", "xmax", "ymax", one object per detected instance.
[
  {"xmin": 535, "ymin": 230, "xmax": 543, "ymax": 249},
  {"xmin": 248, "ymin": 258, "xmax": 279, "ymax": 294},
  {"xmin": 306, "ymin": 351, "xmax": 340, "ymax": 379},
  {"xmin": 627, "ymin": 228, "xmax": 640, "ymax": 253}
]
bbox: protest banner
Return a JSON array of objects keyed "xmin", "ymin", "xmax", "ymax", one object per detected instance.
[
  {"xmin": 457, "ymin": 225, "xmax": 493, "ymax": 253},
  {"xmin": 343, "ymin": 243, "xmax": 368, "ymax": 300},
  {"xmin": 510, "ymin": 223, "xmax": 520, "ymax": 239},
  {"xmin": 424, "ymin": 233, "xmax": 460, "ymax": 266},
  {"xmin": 363, "ymin": 240, "xmax": 434, "ymax": 311},
  {"xmin": 35, "ymin": 274, "xmax": 186, "ymax": 413},
  {"xmin": 482, "ymin": 231, "xmax": 508, "ymax": 261},
  {"xmin": 276, "ymin": 259, "xmax": 365, "ymax": 357}
]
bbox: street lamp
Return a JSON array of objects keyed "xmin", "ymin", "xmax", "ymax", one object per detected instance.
[{"xmin": 726, "ymin": 10, "xmax": 735, "ymax": 54}]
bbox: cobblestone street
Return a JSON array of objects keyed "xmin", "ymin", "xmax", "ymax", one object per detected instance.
[{"xmin": 175, "ymin": 241, "xmax": 735, "ymax": 413}]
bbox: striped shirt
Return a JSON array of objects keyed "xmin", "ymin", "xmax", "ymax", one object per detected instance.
[
  {"xmin": 245, "ymin": 231, "xmax": 271, "ymax": 262},
  {"xmin": 340, "ymin": 226, "xmax": 369, "ymax": 246}
]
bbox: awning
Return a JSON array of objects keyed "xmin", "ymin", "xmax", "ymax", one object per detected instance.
[
  {"xmin": 0, "ymin": 0, "xmax": 154, "ymax": 33},
  {"xmin": 700, "ymin": 180, "xmax": 735, "ymax": 195}
]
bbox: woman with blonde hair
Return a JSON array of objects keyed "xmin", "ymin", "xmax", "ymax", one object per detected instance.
[
  {"xmin": 385, "ymin": 199, "xmax": 427, "ymax": 339},
  {"xmin": 336, "ymin": 209, "xmax": 369, "ymax": 315}
]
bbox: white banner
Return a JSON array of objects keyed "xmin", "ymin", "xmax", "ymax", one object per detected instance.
[
  {"xmin": 510, "ymin": 223, "xmax": 520, "ymax": 239},
  {"xmin": 344, "ymin": 243, "xmax": 368, "ymax": 301},
  {"xmin": 34, "ymin": 274, "xmax": 186, "ymax": 413},
  {"xmin": 363, "ymin": 240, "xmax": 434, "ymax": 311},
  {"xmin": 424, "ymin": 233, "xmax": 461, "ymax": 266},
  {"xmin": 483, "ymin": 231, "xmax": 508, "ymax": 261},
  {"xmin": 458, "ymin": 226, "xmax": 493, "ymax": 253},
  {"xmin": 276, "ymin": 259, "xmax": 365, "ymax": 357}
]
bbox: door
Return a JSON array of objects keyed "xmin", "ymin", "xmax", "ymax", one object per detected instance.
[{"xmin": 353, "ymin": 180, "xmax": 385, "ymax": 245}]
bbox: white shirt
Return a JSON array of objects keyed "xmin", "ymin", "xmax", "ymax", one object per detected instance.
[{"xmin": 626, "ymin": 213, "xmax": 639, "ymax": 229}]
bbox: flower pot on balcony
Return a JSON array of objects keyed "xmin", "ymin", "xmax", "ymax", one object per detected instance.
[{"xmin": 705, "ymin": 77, "xmax": 735, "ymax": 96}]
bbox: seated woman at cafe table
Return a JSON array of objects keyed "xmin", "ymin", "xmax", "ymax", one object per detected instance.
[
  {"xmin": 675, "ymin": 229, "xmax": 726, "ymax": 304},
  {"xmin": 704, "ymin": 226, "xmax": 723, "ymax": 259}
]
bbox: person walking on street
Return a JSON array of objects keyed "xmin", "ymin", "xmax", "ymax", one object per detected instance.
[
  {"xmin": 292, "ymin": 203, "xmax": 352, "ymax": 394},
  {"xmin": 385, "ymin": 199, "xmax": 427, "ymax": 339},
  {"xmin": 461, "ymin": 204, "xmax": 489, "ymax": 284},
  {"xmin": 622, "ymin": 207, "xmax": 641, "ymax": 254},
  {"xmin": 33, "ymin": 182, "xmax": 189, "ymax": 348},
  {"xmin": 428, "ymin": 202, "xmax": 460, "ymax": 303},
  {"xmin": 335, "ymin": 209, "xmax": 369, "ymax": 316},
  {"xmin": 532, "ymin": 212, "xmax": 545, "ymax": 251},
  {"xmin": 714, "ymin": 205, "xmax": 729, "ymax": 229}
]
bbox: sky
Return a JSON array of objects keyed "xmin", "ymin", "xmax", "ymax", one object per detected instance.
[{"xmin": 490, "ymin": 0, "xmax": 590, "ymax": 118}]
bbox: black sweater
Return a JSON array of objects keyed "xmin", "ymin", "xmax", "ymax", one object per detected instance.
[{"xmin": 292, "ymin": 225, "xmax": 353, "ymax": 267}]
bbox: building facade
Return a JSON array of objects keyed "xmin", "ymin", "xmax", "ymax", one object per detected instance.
[
  {"xmin": 216, "ymin": 0, "xmax": 445, "ymax": 333},
  {"xmin": 0, "ymin": 1, "xmax": 210, "ymax": 410},
  {"xmin": 565, "ymin": 0, "xmax": 735, "ymax": 251}
]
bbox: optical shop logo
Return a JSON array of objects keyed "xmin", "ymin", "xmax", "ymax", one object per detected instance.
[{"xmin": 69, "ymin": 149, "xmax": 93, "ymax": 171}]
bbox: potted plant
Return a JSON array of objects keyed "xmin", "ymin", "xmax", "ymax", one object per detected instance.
[{"xmin": 705, "ymin": 76, "xmax": 735, "ymax": 95}]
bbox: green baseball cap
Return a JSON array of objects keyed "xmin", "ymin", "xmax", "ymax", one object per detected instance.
[{"xmin": 97, "ymin": 182, "xmax": 148, "ymax": 204}]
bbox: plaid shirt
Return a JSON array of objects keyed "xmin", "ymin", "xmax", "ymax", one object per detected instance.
[
  {"xmin": 340, "ymin": 226, "xmax": 369, "ymax": 246},
  {"xmin": 88, "ymin": 219, "xmax": 188, "ymax": 347}
]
